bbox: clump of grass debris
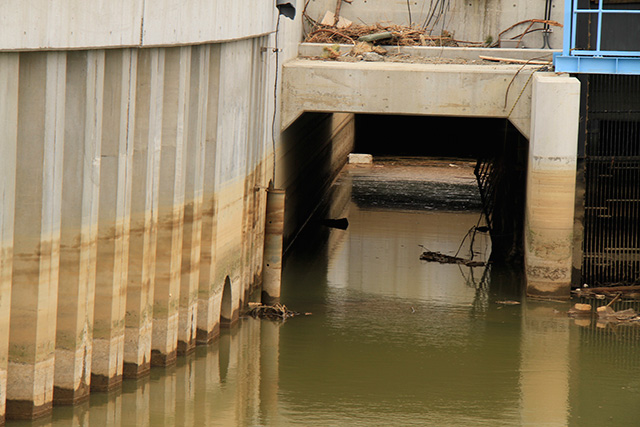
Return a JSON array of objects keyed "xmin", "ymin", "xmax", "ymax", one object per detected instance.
[
  {"xmin": 305, "ymin": 23, "xmax": 479, "ymax": 47},
  {"xmin": 245, "ymin": 302, "xmax": 311, "ymax": 321}
]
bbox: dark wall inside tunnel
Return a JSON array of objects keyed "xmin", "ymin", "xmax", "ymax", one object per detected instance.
[
  {"xmin": 280, "ymin": 112, "xmax": 355, "ymax": 252},
  {"xmin": 354, "ymin": 113, "xmax": 528, "ymax": 264}
]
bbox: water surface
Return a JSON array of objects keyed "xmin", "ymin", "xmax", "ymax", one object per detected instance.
[{"xmin": 12, "ymin": 159, "xmax": 640, "ymax": 426}]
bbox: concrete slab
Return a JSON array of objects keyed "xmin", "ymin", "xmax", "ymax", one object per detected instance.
[{"xmin": 282, "ymin": 58, "xmax": 537, "ymax": 139}]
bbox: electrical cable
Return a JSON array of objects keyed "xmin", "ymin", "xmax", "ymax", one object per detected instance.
[{"xmin": 270, "ymin": 14, "xmax": 281, "ymax": 189}]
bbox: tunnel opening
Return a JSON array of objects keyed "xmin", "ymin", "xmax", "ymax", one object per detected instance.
[{"xmin": 354, "ymin": 114, "xmax": 528, "ymax": 264}]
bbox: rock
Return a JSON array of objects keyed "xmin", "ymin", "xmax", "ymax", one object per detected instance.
[
  {"xmin": 574, "ymin": 303, "xmax": 592, "ymax": 312},
  {"xmin": 597, "ymin": 305, "xmax": 616, "ymax": 318},
  {"xmin": 348, "ymin": 153, "xmax": 373, "ymax": 164},
  {"xmin": 568, "ymin": 303, "xmax": 592, "ymax": 317},
  {"xmin": 363, "ymin": 52, "xmax": 384, "ymax": 62}
]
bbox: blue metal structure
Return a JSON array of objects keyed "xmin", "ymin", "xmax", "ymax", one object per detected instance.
[{"xmin": 554, "ymin": 0, "xmax": 640, "ymax": 74}]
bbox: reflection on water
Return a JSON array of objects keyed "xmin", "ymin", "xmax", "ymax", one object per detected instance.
[{"xmin": 11, "ymin": 159, "xmax": 640, "ymax": 426}]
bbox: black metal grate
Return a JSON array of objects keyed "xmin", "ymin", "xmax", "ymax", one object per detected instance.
[{"xmin": 583, "ymin": 74, "xmax": 640, "ymax": 286}]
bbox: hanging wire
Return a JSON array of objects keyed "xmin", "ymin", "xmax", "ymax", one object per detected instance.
[{"xmin": 270, "ymin": 14, "xmax": 281, "ymax": 189}]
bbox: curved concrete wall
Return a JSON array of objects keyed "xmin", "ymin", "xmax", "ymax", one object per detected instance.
[{"xmin": 0, "ymin": 0, "xmax": 277, "ymax": 51}]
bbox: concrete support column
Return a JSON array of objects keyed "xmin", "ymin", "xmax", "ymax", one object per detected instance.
[
  {"xmin": 179, "ymin": 45, "xmax": 210, "ymax": 355},
  {"xmin": 0, "ymin": 53, "xmax": 19, "ymax": 425},
  {"xmin": 151, "ymin": 46, "xmax": 190, "ymax": 367},
  {"xmin": 196, "ymin": 45, "xmax": 222, "ymax": 344},
  {"xmin": 54, "ymin": 50, "xmax": 105, "ymax": 405},
  {"xmin": 7, "ymin": 51, "xmax": 66, "ymax": 420},
  {"xmin": 92, "ymin": 49, "xmax": 137, "ymax": 391},
  {"xmin": 262, "ymin": 189, "xmax": 285, "ymax": 305},
  {"xmin": 525, "ymin": 73, "xmax": 580, "ymax": 299},
  {"xmin": 124, "ymin": 48, "xmax": 165, "ymax": 378}
]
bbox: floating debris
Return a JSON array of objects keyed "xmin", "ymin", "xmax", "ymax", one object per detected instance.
[
  {"xmin": 496, "ymin": 300, "xmax": 521, "ymax": 305},
  {"xmin": 419, "ymin": 250, "xmax": 486, "ymax": 267},
  {"xmin": 245, "ymin": 302, "xmax": 307, "ymax": 321},
  {"xmin": 568, "ymin": 303, "xmax": 592, "ymax": 317}
]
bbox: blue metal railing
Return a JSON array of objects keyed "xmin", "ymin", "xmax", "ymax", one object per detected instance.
[{"xmin": 555, "ymin": 0, "xmax": 640, "ymax": 74}]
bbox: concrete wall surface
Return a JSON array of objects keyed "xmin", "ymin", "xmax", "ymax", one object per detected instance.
[
  {"xmin": 304, "ymin": 0, "xmax": 564, "ymax": 49},
  {"xmin": 0, "ymin": 0, "xmax": 277, "ymax": 51},
  {"xmin": 0, "ymin": 2, "xmax": 359, "ymax": 420}
]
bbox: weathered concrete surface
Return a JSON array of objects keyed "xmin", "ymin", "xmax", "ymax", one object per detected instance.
[
  {"xmin": 124, "ymin": 48, "xmax": 165, "ymax": 378},
  {"xmin": 262, "ymin": 190, "xmax": 286, "ymax": 305},
  {"xmin": 196, "ymin": 46, "xmax": 222, "ymax": 345},
  {"xmin": 281, "ymin": 59, "xmax": 534, "ymax": 140},
  {"xmin": 54, "ymin": 50, "xmax": 104, "ymax": 405},
  {"xmin": 7, "ymin": 52, "xmax": 66, "ymax": 419},
  {"xmin": 179, "ymin": 45, "xmax": 210, "ymax": 355},
  {"xmin": 92, "ymin": 49, "xmax": 136, "ymax": 392},
  {"xmin": 0, "ymin": 0, "xmax": 275, "ymax": 51},
  {"xmin": 525, "ymin": 73, "xmax": 580, "ymax": 299},
  {"xmin": 0, "ymin": 52, "xmax": 19, "ymax": 425},
  {"xmin": 151, "ymin": 46, "xmax": 190, "ymax": 367}
]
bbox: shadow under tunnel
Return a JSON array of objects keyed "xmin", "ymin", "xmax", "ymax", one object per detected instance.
[{"xmin": 354, "ymin": 114, "xmax": 528, "ymax": 264}]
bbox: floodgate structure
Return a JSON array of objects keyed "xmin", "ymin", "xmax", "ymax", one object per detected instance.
[{"xmin": 0, "ymin": 0, "xmax": 639, "ymax": 422}]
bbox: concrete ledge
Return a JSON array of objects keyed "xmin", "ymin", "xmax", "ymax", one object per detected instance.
[
  {"xmin": 282, "ymin": 58, "xmax": 536, "ymax": 139},
  {"xmin": 299, "ymin": 43, "xmax": 559, "ymax": 62}
]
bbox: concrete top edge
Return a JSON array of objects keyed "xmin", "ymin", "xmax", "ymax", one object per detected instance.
[
  {"xmin": 299, "ymin": 43, "xmax": 560, "ymax": 61},
  {"xmin": 284, "ymin": 58, "xmax": 543, "ymax": 73},
  {"xmin": 534, "ymin": 72, "xmax": 581, "ymax": 83}
]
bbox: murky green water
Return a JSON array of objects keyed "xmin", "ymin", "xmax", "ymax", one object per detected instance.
[{"xmin": 13, "ymin": 159, "xmax": 640, "ymax": 426}]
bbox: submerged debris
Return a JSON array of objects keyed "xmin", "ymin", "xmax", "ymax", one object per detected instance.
[
  {"xmin": 245, "ymin": 302, "xmax": 309, "ymax": 321},
  {"xmin": 419, "ymin": 250, "xmax": 487, "ymax": 267}
]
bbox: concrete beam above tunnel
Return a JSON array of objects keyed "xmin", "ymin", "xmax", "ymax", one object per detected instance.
[{"xmin": 281, "ymin": 59, "xmax": 537, "ymax": 139}]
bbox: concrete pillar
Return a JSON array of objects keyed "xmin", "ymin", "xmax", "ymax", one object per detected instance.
[
  {"xmin": 151, "ymin": 46, "xmax": 190, "ymax": 367},
  {"xmin": 525, "ymin": 73, "xmax": 580, "ymax": 299},
  {"xmin": 0, "ymin": 52, "xmax": 19, "ymax": 425},
  {"xmin": 124, "ymin": 48, "xmax": 165, "ymax": 378},
  {"xmin": 211, "ymin": 40, "xmax": 254, "ymax": 326},
  {"xmin": 179, "ymin": 45, "xmax": 210, "ymax": 355},
  {"xmin": 262, "ymin": 190, "xmax": 285, "ymax": 305},
  {"xmin": 92, "ymin": 49, "xmax": 137, "ymax": 391},
  {"xmin": 196, "ymin": 45, "xmax": 222, "ymax": 344},
  {"xmin": 54, "ymin": 50, "xmax": 105, "ymax": 405},
  {"xmin": 7, "ymin": 51, "xmax": 66, "ymax": 420}
]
